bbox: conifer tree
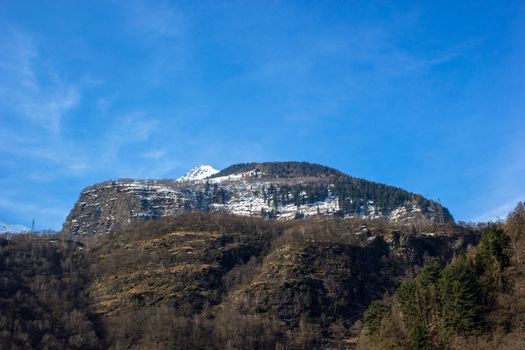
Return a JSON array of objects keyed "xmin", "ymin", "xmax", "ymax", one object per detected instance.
[
  {"xmin": 364, "ymin": 300, "xmax": 387, "ymax": 337},
  {"xmin": 507, "ymin": 201, "xmax": 525, "ymax": 263},
  {"xmin": 475, "ymin": 224, "xmax": 511, "ymax": 272},
  {"xmin": 396, "ymin": 279, "xmax": 418, "ymax": 321},
  {"xmin": 411, "ymin": 318, "xmax": 430, "ymax": 350},
  {"xmin": 439, "ymin": 257, "xmax": 482, "ymax": 338}
]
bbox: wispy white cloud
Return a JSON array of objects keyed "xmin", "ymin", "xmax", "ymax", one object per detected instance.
[
  {"xmin": 121, "ymin": 0, "xmax": 186, "ymax": 41},
  {"xmin": 473, "ymin": 195, "xmax": 524, "ymax": 222},
  {"xmin": 0, "ymin": 126, "xmax": 89, "ymax": 178},
  {"xmin": 216, "ymin": 16, "xmax": 469, "ymax": 135},
  {"xmin": 96, "ymin": 95, "xmax": 116, "ymax": 112},
  {"xmin": 470, "ymin": 131, "xmax": 525, "ymax": 222},
  {"xmin": 22, "ymin": 84, "xmax": 79, "ymax": 135},
  {"xmin": 142, "ymin": 149, "xmax": 166, "ymax": 159},
  {"xmin": 0, "ymin": 28, "xmax": 80, "ymax": 135},
  {"xmin": 100, "ymin": 112, "xmax": 159, "ymax": 163}
]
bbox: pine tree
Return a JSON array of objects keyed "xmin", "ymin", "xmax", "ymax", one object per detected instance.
[
  {"xmin": 272, "ymin": 192, "xmax": 278, "ymax": 210},
  {"xmin": 475, "ymin": 224, "xmax": 511, "ymax": 290},
  {"xmin": 411, "ymin": 318, "xmax": 430, "ymax": 350},
  {"xmin": 396, "ymin": 279, "xmax": 418, "ymax": 321},
  {"xmin": 364, "ymin": 300, "xmax": 387, "ymax": 337},
  {"xmin": 475, "ymin": 224, "xmax": 511, "ymax": 272},
  {"xmin": 507, "ymin": 201, "xmax": 525, "ymax": 263},
  {"xmin": 415, "ymin": 260, "xmax": 442, "ymax": 326},
  {"xmin": 439, "ymin": 257, "xmax": 482, "ymax": 338}
]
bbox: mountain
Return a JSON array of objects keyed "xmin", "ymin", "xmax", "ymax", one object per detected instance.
[
  {"xmin": 176, "ymin": 165, "xmax": 219, "ymax": 181},
  {"xmin": 2, "ymin": 177, "xmax": 521, "ymax": 349},
  {"xmin": 62, "ymin": 162, "xmax": 453, "ymax": 239},
  {"xmin": 0, "ymin": 221, "xmax": 30, "ymax": 234}
]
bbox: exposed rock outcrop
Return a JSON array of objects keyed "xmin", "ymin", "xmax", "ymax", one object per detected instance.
[{"xmin": 63, "ymin": 162, "xmax": 453, "ymax": 239}]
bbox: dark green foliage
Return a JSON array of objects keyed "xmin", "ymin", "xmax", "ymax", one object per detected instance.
[
  {"xmin": 355, "ymin": 202, "xmax": 525, "ymax": 349},
  {"xmin": 416, "ymin": 260, "xmax": 442, "ymax": 287},
  {"xmin": 439, "ymin": 257, "xmax": 482, "ymax": 338},
  {"xmin": 395, "ymin": 263, "xmax": 441, "ymax": 349},
  {"xmin": 168, "ymin": 337, "xmax": 177, "ymax": 350},
  {"xmin": 364, "ymin": 256, "xmax": 483, "ymax": 346},
  {"xmin": 364, "ymin": 300, "xmax": 388, "ymax": 336},
  {"xmin": 396, "ymin": 279, "xmax": 418, "ymax": 320},
  {"xmin": 411, "ymin": 318, "xmax": 430, "ymax": 350},
  {"xmin": 507, "ymin": 201, "xmax": 525, "ymax": 263},
  {"xmin": 475, "ymin": 224, "xmax": 511, "ymax": 273},
  {"xmin": 210, "ymin": 161, "xmax": 344, "ymax": 179},
  {"xmin": 415, "ymin": 260, "xmax": 442, "ymax": 327},
  {"xmin": 207, "ymin": 161, "xmax": 453, "ymax": 222}
]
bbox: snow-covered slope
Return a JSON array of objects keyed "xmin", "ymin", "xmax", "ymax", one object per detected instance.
[
  {"xmin": 0, "ymin": 221, "xmax": 30, "ymax": 234},
  {"xmin": 177, "ymin": 165, "xmax": 219, "ymax": 182},
  {"xmin": 63, "ymin": 162, "xmax": 454, "ymax": 238}
]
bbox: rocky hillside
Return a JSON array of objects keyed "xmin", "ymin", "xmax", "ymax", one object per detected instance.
[
  {"xmin": 2, "ymin": 213, "xmax": 478, "ymax": 349},
  {"xmin": 87, "ymin": 214, "xmax": 475, "ymax": 349},
  {"xmin": 62, "ymin": 162, "xmax": 453, "ymax": 239}
]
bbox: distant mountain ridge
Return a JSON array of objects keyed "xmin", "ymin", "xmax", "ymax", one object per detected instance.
[
  {"xmin": 0, "ymin": 221, "xmax": 30, "ymax": 234},
  {"xmin": 62, "ymin": 161, "xmax": 453, "ymax": 238}
]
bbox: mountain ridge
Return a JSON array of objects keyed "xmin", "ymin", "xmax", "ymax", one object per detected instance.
[
  {"xmin": 62, "ymin": 161, "xmax": 453, "ymax": 239},
  {"xmin": 0, "ymin": 221, "xmax": 30, "ymax": 234}
]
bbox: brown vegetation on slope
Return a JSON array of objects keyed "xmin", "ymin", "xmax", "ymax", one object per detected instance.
[
  {"xmin": 1, "ymin": 213, "xmax": 480, "ymax": 349},
  {"xmin": 0, "ymin": 235, "xmax": 102, "ymax": 349},
  {"xmin": 86, "ymin": 214, "xmax": 476, "ymax": 349}
]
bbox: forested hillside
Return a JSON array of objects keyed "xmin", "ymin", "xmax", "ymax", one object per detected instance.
[
  {"xmin": 2, "ymin": 201, "xmax": 523, "ymax": 349},
  {"xmin": 1, "ymin": 212, "xmax": 480, "ymax": 349},
  {"xmin": 0, "ymin": 236, "xmax": 102, "ymax": 348},
  {"xmin": 359, "ymin": 202, "xmax": 525, "ymax": 349}
]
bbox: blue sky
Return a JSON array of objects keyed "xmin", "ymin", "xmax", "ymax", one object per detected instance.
[{"xmin": 1, "ymin": 0, "xmax": 524, "ymax": 230}]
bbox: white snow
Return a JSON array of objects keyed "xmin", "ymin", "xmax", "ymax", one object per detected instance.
[
  {"xmin": 68, "ymin": 164, "xmax": 446, "ymax": 238},
  {"xmin": 208, "ymin": 170, "xmax": 257, "ymax": 183},
  {"xmin": 177, "ymin": 165, "xmax": 220, "ymax": 182},
  {"xmin": 421, "ymin": 232, "xmax": 436, "ymax": 236}
]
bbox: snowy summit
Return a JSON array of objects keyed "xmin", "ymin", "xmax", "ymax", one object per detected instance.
[{"xmin": 177, "ymin": 165, "xmax": 220, "ymax": 182}]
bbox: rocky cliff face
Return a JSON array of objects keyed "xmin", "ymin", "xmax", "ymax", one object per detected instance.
[{"xmin": 62, "ymin": 162, "xmax": 453, "ymax": 239}]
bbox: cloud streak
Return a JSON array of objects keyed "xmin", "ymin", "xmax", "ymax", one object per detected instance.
[
  {"xmin": 0, "ymin": 28, "xmax": 81, "ymax": 135},
  {"xmin": 120, "ymin": 0, "xmax": 186, "ymax": 41},
  {"xmin": 473, "ymin": 195, "xmax": 524, "ymax": 222}
]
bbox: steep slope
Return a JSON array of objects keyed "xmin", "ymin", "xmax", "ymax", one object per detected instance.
[
  {"xmin": 356, "ymin": 223, "xmax": 525, "ymax": 350},
  {"xmin": 0, "ymin": 235, "xmax": 102, "ymax": 349},
  {"xmin": 86, "ymin": 214, "xmax": 476, "ymax": 349},
  {"xmin": 62, "ymin": 162, "xmax": 453, "ymax": 239}
]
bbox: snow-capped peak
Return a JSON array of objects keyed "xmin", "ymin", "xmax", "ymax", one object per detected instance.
[
  {"xmin": 177, "ymin": 165, "xmax": 220, "ymax": 182},
  {"xmin": 0, "ymin": 221, "xmax": 31, "ymax": 234}
]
